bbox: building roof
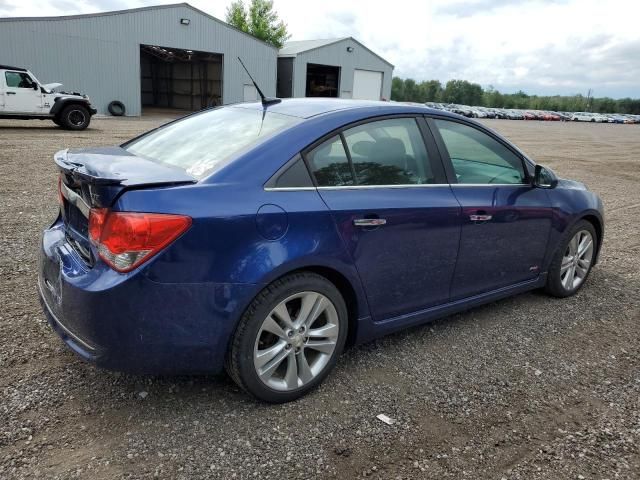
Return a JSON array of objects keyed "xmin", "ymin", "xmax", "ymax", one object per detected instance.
[
  {"xmin": 278, "ymin": 38, "xmax": 349, "ymax": 56},
  {"xmin": 0, "ymin": 3, "xmax": 277, "ymax": 50},
  {"xmin": 279, "ymin": 37, "xmax": 394, "ymax": 67}
]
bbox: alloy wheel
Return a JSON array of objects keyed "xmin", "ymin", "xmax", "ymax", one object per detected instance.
[
  {"xmin": 253, "ymin": 291, "xmax": 340, "ymax": 391},
  {"xmin": 560, "ymin": 230, "xmax": 594, "ymax": 291},
  {"xmin": 68, "ymin": 109, "xmax": 86, "ymax": 127}
]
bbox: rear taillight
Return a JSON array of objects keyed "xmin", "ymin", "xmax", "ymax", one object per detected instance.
[{"xmin": 88, "ymin": 208, "xmax": 191, "ymax": 273}]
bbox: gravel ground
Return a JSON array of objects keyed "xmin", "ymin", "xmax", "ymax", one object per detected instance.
[{"xmin": 1, "ymin": 116, "xmax": 639, "ymax": 479}]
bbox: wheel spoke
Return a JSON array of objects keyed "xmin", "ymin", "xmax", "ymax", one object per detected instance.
[
  {"xmin": 307, "ymin": 323, "xmax": 338, "ymax": 339},
  {"xmin": 305, "ymin": 339, "xmax": 336, "ymax": 355},
  {"xmin": 560, "ymin": 258, "xmax": 573, "ymax": 274},
  {"xmin": 577, "ymin": 257, "xmax": 591, "ymax": 269},
  {"xmin": 262, "ymin": 316, "xmax": 287, "ymax": 339},
  {"xmin": 272, "ymin": 303, "xmax": 294, "ymax": 330},
  {"xmin": 569, "ymin": 235, "xmax": 579, "ymax": 255},
  {"xmin": 283, "ymin": 353, "xmax": 299, "ymax": 389},
  {"xmin": 578, "ymin": 236, "xmax": 592, "ymax": 257},
  {"xmin": 575, "ymin": 263, "xmax": 588, "ymax": 277},
  {"xmin": 297, "ymin": 352, "xmax": 314, "ymax": 384},
  {"xmin": 296, "ymin": 292, "xmax": 327, "ymax": 328},
  {"xmin": 255, "ymin": 340, "xmax": 287, "ymax": 371},
  {"xmin": 562, "ymin": 265, "xmax": 575, "ymax": 289}
]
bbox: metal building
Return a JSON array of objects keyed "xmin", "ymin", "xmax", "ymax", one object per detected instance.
[
  {"xmin": 277, "ymin": 38, "xmax": 393, "ymax": 101},
  {"xmin": 0, "ymin": 3, "xmax": 277, "ymax": 115}
]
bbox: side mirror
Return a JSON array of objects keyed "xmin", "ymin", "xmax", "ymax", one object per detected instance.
[
  {"xmin": 33, "ymin": 83, "xmax": 39, "ymax": 90},
  {"xmin": 533, "ymin": 164, "xmax": 558, "ymax": 189}
]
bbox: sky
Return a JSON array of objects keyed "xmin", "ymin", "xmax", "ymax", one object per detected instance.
[{"xmin": 1, "ymin": 0, "xmax": 639, "ymax": 98}]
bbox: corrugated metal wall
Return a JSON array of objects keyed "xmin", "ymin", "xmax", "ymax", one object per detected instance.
[
  {"xmin": 0, "ymin": 4, "xmax": 277, "ymax": 115},
  {"xmin": 290, "ymin": 39, "xmax": 393, "ymax": 100}
]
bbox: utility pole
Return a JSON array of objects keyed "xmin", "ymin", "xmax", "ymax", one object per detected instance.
[{"xmin": 586, "ymin": 88, "xmax": 593, "ymax": 112}]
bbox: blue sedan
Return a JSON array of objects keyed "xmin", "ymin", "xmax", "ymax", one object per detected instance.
[{"xmin": 39, "ymin": 99, "xmax": 604, "ymax": 402}]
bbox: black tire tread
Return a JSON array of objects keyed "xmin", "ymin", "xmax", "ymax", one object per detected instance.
[{"xmin": 59, "ymin": 104, "xmax": 90, "ymax": 130}]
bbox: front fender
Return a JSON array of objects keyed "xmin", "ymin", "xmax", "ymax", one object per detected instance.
[
  {"xmin": 50, "ymin": 97, "xmax": 96, "ymax": 116},
  {"xmin": 543, "ymin": 184, "xmax": 604, "ymax": 270}
]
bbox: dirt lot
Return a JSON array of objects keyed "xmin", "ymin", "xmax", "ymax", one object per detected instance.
[{"xmin": 1, "ymin": 116, "xmax": 639, "ymax": 479}]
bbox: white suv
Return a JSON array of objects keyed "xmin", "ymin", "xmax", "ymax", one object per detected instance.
[{"xmin": 0, "ymin": 65, "xmax": 96, "ymax": 130}]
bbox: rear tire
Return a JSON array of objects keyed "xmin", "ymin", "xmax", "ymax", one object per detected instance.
[
  {"xmin": 59, "ymin": 104, "xmax": 90, "ymax": 130},
  {"xmin": 545, "ymin": 220, "xmax": 597, "ymax": 298},
  {"xmin": 226, "ymin": 272, "xmax": 348, "ymax": 403}
]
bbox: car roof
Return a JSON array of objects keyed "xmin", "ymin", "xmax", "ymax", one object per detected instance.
[
  {"xmin": 0, "ymin": 64, "xmax": 27, "ymax": 72},
  {"xmin": 232, "ymin": 98, "xmax": 450, "ymax": 119}
]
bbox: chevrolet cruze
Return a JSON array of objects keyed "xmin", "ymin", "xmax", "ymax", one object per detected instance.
[{"xmin": 39, "ymin": 99, "xmax": 604, "ymax": 402}]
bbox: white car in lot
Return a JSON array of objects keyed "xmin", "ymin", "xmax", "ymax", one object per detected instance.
[
  {"xmin": 571, "ymin": 112, "xmax": 610, "ymax": 123},
  {"xmin": 571, "ymin": 112, "xmax": 595, "ymax": 122},
  {"xmin": 0, "ymin": 65, "xmax": 96, "ymax": 130}
]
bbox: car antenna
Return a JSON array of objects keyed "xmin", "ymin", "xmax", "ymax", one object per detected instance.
[{"xmin": 237, "ymin": 57, "xmax": 281, "ymax": 106}]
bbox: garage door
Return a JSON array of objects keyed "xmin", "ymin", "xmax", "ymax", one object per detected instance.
[
  {"xmin": 352, "ymin": 69, "xmax": 383, "ymax": 100},
  {"xmin": 243, "ymin": 84, "xmax": 258, "ymax": 102}
]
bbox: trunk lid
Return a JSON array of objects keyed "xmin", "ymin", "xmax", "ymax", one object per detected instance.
[{"xmin": 55, "ymin": 146, "xmax": 196, "ymax": 263}]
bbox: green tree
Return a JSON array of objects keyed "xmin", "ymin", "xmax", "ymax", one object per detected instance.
[
  {"xmin": 419, "ymin": 80, "xmax": 443, "ymax": 102},
  {"xmin": 390, "ymin": 75, "xmax": 640, "ymax": 114},
  {"xmin": 403, "ymin": 78, "xmax": 418, "ymax": 102},
  {"xmin": 391, "ymin": 77, "xmax": 405, "ymax": 101},
  {"xmin": 442, "ymin": 80, "xmax": 483, "ymax": 105},
  {"xmin": 225, "ymin": 0, "xmax": 289, "ymax": 49}
]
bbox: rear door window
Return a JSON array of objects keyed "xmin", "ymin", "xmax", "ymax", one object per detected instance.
[
  {"xmin": 306, "ymin": 136, "xmax": 355, "ymax": 187},
  {"xmin": 306, "ymin": 117, "xmax": 438, "ymax": 187},
  {"xmin": 343, "ymin": 118, "xmax": 434, "ymax": 185}
]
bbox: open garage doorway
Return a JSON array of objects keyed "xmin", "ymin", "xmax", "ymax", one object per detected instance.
[
  {"xmin": 305, "ymin": 63, "xmax": 340, "ymax": 97},
  {"xmin": 140, "ymin": 44, "xmax": 222, "ymax": 115}
]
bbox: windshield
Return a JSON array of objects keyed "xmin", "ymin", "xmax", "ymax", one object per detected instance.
[{"xmin": 124, "ymin": 106, "xmax": 300, "ymax": 179}]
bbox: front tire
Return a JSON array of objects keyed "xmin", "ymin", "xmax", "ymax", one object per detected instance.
[
  {"xmin": 226, "ymin": 272, "xmax": 348, "ymax": 403},
  {"xmin": 59, "ymin": 104, "xmax": 91, "ymax": 130},
  {"xmin": 545, "ymin": 220, "xmax": 597, "ymax": 298}
]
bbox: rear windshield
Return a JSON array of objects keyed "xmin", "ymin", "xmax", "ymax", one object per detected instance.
[{"xmin": 124, "ymin": 106, "xmax": 299, "ymax": 179}]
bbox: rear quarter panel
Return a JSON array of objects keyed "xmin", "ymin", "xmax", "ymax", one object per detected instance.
[{"xmin": 114, "ymin": 183, "xmax": 371, "ymax": 321}]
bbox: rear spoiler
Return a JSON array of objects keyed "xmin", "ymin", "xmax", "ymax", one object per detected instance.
[
  {"xmin": 54, "ymin": 148, "xmax": 196, "ymax": 208},
  {"xmin": 55, "ymin": 151, "xmax": 124, "ymax": 186}
]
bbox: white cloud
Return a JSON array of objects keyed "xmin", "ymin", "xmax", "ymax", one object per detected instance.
[{"xmin": 2, "ymin": 0, "xmax": 639, "ymax": 97}]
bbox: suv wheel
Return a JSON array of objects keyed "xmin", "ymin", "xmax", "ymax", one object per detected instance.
[
  {"xmin": 59, "ymin": 104, "xmax": 90, "ymax": 130},
  {"xmin": 226, "ymin": 272, "xmax": 348, "ymax": 403}
]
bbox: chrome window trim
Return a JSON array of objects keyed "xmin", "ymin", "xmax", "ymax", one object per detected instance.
[
  {"xmin": 60, "ymin": 181, "xmax": 91, "ymax": 218},
  {"xmin": 317, "ymin": 184, "xmax": 450, "ymax": 190},
  {"xmin": 264, "ymin": 186, "xmax": 317, "ymax": 192},
  {"xmin": 450, "ymin": 183, "xmax": 531, "ymax": 187},
  {"xmin": 263, "ymin": 183, "xmax": 532, "ymax": 192}
]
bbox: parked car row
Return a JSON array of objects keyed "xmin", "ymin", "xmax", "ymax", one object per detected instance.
[{"xmin": 422, "ymin": 102, "xmax": 640, "ymax": 124}]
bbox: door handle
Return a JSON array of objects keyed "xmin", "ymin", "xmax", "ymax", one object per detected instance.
[
  {"xmin": 6, "ymin": 92, "xmax": 16, "ymax": 95},
  {"xmin": 353, "ymin": 218, "xmax": 387, "ymax": 227},
  {"xmin": 469, "ymin": 214, "xmax": 492, "ymax": 222}
]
